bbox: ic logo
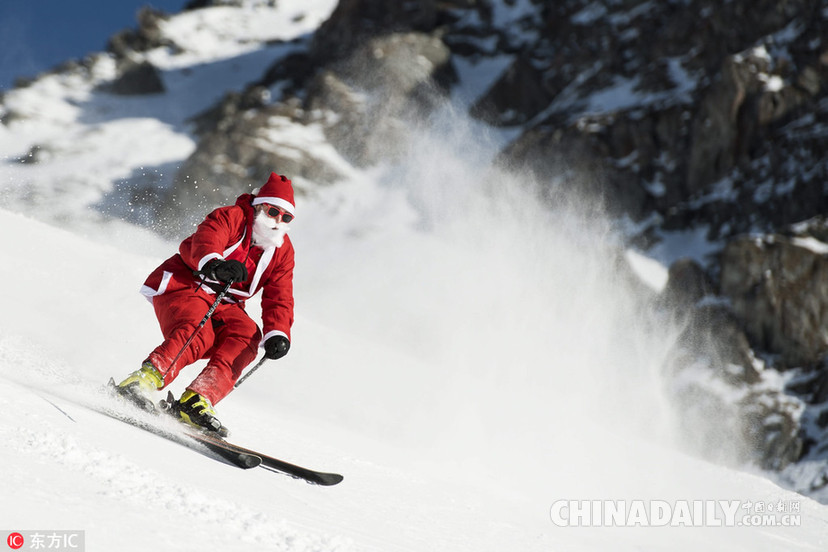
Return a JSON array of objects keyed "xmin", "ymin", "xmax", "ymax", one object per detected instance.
[{"xmin": 6, "ymin": 533, "xmax": 24, "ymax": 550}]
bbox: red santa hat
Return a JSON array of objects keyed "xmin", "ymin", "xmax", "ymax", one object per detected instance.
[{"xmin": 252, "ymin": 172, "xmax": 295, "ymax": 216}]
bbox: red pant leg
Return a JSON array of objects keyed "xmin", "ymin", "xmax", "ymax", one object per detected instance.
[
  {"xmin": 146, "ymin": 290, "xmax": 216, "ymax": 387},
  {"xmin": 188, "ymin": 304, "xmax": 261, "ymax": 405}
]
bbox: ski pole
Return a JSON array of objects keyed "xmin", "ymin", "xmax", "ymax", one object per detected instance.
[
  {"xmin": 162, "ymin": 280, "xmax": 233, "ymax": 378},
  {"xmin": 234, "ymin": 355, "xmax": 268, "ymax": 388}
]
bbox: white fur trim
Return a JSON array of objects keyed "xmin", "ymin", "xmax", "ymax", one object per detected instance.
[
  {"xmin": 252, "ymin": 196, "xmax": 295, "ymax": 216},
  {"xmin": 198, "ymin": 233, "xmax": 247, "ymax": 272},
  {"xmin": 248, "ymin": 245, "xmax": 275, "ymax": 295},
  {"xmin": 223, "ymin": 234, "xmax": 245, "ymax": 257},
  {"xmin": 200, "ymin": 239, "xmax": 274, "ymax": 302},
  {"xmin": 139, "ymin": 271, "xmax": 173, "ymax": 303},
  {"xmin": 261, "ymin": 330, "xmax": 289, "ymax": 348},
  {"xmin": 198, "ymin": 253, "xmax": 223, "ymax": 271}
]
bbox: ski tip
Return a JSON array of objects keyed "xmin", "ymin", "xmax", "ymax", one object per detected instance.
[
  {"xmin": 312, "ymin": 473, "xmax": 344, "ymax": 486},
  {"xmin": 238, "ymin": 453, "xmax": 263, "ymax": 469}
]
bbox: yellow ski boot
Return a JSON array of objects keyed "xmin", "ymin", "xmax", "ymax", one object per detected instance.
[
  {"xmin": 115, "ymin": 361, "xmax": 164, "ymax": 412},
  {"xmin": 175, "ymin": 389, "xmax": 228, "ymax": 437}
]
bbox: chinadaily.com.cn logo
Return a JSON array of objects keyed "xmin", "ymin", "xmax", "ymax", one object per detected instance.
[
  {"xmin": 3, "ymin": 531, "xmax": 84, "ymax": 551},
  {"xmin": 549, "ymin": 499, "xmax": 802, "ymax": 527}
]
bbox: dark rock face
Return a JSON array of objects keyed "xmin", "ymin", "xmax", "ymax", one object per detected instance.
[
  {"xmin": 160, "ymin": 29, "xmax": 452, "ymax": 233},
  {"xmin": 482, "ymin": 1, "xmax": 828, "ymax": 239},
  {"xmin": 105, "ymin": 62, "xmax": 166, "ymax": 95},
  {"xmin": 660, "ymin": 258, "xmax": 716, "ymax": 311},
  {"xmin": 156, "ymin": 0, "xmax": 469, "ymax": 228},
  {"xmin": 658, "ymin": 256, "xmax": 803, "ymax": 471},
  {"xmin": 470, "ymin": 54, "xmax": 549, "ymax": 126},
  {"xmin": 721, "ymin": 235, "xmax": 828, "ymax": 368},
  {"xmin": 306, "ymin": 32, "xmax": 454, "ymax": 166},
  {"xmin": 739, "ymin": 386, "xmax": 804, "ymax": 471},
  {"xmin": 101, "ymin": 8, "xmax": 171, "ymax": 98},
  {"xmin": 159, "ymin": 88, "xmax": 347, "ymax": 233},
  {"xmin": 310, "ymin": 0, "xmax": 441, "ymax": 63},
  {"xmin": 107, "ymin": 8, "xmax": 175, "ymax": 59},
  {"xmin": 668, "ymin": 369, "xmax": 803, "ymax": 471}
]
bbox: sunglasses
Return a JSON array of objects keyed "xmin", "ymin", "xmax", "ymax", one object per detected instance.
[{"xmin": 263, "ymin": 205, "xmax": 294, "ymax": 223}]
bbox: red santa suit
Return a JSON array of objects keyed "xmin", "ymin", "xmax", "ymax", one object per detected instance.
[{"xmin": 140, "ymin": 173, "xmax": 295, "ymax": 405}]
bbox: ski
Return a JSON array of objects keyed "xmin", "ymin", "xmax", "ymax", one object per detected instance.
[
  {"xmin": 99, "ymin": 383, "xmax": 262, "ymax": 469},
  {"xmin": 186, "ymin": 430, "xmax": 344, "ymax": 486},
  {"xmin": 105, "ymin": 379, "xmax": 343, "ymax": 485},
  {"xmin": 97, "ymin": 404, "xmax": 262, "ymax": 469}
]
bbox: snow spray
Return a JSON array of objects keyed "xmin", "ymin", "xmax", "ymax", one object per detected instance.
[{"xmin": 287, "ymin": 99, "xmax": 694, "ymax": 497}]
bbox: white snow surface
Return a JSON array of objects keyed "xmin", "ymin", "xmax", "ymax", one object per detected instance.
[
  {"xmin": 2, "ymin": 202, "xmax": 827, "ymax": 548},
  {"xmin": 0, "ymin": 1, "xmax": 827, "ymax": 550},
  {"xmin": 2, "ymin": 172, "xmax": 828, "ymax": 550}
]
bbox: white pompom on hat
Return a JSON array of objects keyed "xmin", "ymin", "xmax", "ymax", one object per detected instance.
[{"xmin": 252, "ymin": 172, "xmax": 295, "ymax": 216}]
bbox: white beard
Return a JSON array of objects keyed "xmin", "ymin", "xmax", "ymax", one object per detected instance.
[{"xmin": 252, "ymin": 211, "xmax": 290, "ymax": 248}]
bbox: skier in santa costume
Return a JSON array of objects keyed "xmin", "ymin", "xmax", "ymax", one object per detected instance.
[{"xmin": 116, "ymin": 172, "xmax": 296, "ymax": 435}]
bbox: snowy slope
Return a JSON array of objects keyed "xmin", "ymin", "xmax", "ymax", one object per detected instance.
[{"xmin": 2, "ymin": 181, "xmax": 828, "ymax": 550}]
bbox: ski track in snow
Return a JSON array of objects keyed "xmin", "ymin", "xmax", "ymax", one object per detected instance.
[
  {"xmin": 0, "ymin": 332, "xmax": 544, "ymax": 552},
  {"xmin": 1, "ymin": 378, "xmax": 354, "ymax": 552},
  {"xmin": 3, "ymin": 188, "xmax": 828, "ymax": 551},
  {"xmin": 0, "ymin": 330, "xmax": 355, "ymax": 550}
]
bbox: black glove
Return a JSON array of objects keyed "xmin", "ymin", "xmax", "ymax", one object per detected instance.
[
  {"xmin": 201, "ymin": 259, "xmax": 248, "ymax": 284},
  {"xmin": 264, "ymin": 335, "xmax": 290, "ymax": 360}
]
